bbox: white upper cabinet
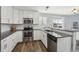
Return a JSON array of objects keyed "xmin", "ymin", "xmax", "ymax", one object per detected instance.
[
  {"xmin": 18, "ymin": 10, "xmax": 24, "ymax": 24},
  {"xmin": 1, "ymin": 6, "xmax": 8, "ymax": 23},
  {"xmin": 39, "ymin": 17, "xmax": 42, "ymax": 25},
  {"xmin": 13, "ymin": 8, "xmax": 24, "ymax": 24},
  {"xmin": 13, "ymin": 8, "xmax": 19, "ymax": 24},
  {"xmin": 39, "ymin": 16, "xmax": 47, "ymax": 26},
  {"xmin": 23, "ymin": 11, "xmax": 28, "ymax": 18},
  {"xmin": 42, "ymin": 17, "xmax": 47, "ymax": 25},
  {"xmin": 33, "ymin": 13, "xmax": 39, "ymax": 25},
  {"xmin": 1, "ymin": 6, "xmax": 13, "ymax": 24},
  {"xmin": 33, "ymin": 17, "xmax": 39, "ymax": 25},
  {"xmin": 7, "ymin": 7, "xmax": 13, "ymax": 24},
  {"xmin": 23, "ymin": 11, "xmax": 34, "ymax": 18},
  {"xmin": 1, "ymin": 6, "xmax": 38, "ymax": 24}
]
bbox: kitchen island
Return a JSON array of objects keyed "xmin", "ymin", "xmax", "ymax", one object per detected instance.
[
  {"xmin": 34, "ymin": 28, "xmax": 72, "ymax": 52},
  {"xmin": 45, "ymin": 30, "xmax": 72, "ymax": 52}
]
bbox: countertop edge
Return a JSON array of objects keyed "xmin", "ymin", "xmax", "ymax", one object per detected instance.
[
  {"xmin": 1, "ymin": 29, "xmax": 72, "ymax": 40},
  {"xmin": 1, "ymin": 30, "xmax": 23, "ymax": 40},
  {"xmin": 33, "ymin": 29, "xmax": 72, "ymax": 38}
]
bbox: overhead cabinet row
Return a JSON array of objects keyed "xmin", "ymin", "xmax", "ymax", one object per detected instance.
[
  {"xmin": 1, "ymin": 7, "xmax": 13, "ymax": 24},
  {"xmin": 1, "ymin": 6, "xmax": 21, "ymax": 24},
  {"xmin": 1, "ymin": 6, "xmax": 47, "ymax": 25},
  {"xmin": 1, "ymin": 6, "xmax": 65, "ymax": 29},
  {"xmin": 1, "ymin": 7, "xmax": 25, "ymax": 24}
]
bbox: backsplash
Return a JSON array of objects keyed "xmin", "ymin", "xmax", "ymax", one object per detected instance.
[
  {"xmin": 1, "ymin": 24, "xmax": 24, "ymax": 33},
  {"xmin": 1, "ymin": 24, "xmax": 11, "ymax": 33}
]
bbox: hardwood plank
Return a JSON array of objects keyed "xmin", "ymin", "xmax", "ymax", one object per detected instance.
[{"xmin": 12, "ymin": 40, "xmax": 47, "ymax": 52}]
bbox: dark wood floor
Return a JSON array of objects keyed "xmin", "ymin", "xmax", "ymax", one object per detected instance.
[{"xmin": 12, "ymin": 40, "xmax": 47, "ymax": 52}]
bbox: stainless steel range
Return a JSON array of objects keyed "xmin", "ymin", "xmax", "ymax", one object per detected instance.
[{"xmin": 23, "ymin": 18, "xmax": 33, "ymax": 42}]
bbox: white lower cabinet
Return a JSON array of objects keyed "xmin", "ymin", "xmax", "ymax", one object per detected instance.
[
  {"xmin": 1, "ymin": 37, "xmax": 11, "ymax": 52},
  {"xmin": 18, "ymin": 31, "xmax": 23, "ymax": 42},
  {"xmin": 1, "ymin": 31, "xmax": 23, "ymax": 52},
  {"xmin": 33, "ymin": 30, "xmax": 47, "ymax": 48},
  {"xmin": 33, "ymin": 30, "xmax": 42, "ymax": 40},
  {"xmin": 57, "ymin": 37, "xmax": 72, "ymax": 52},
  {"xmin": 41, "ymin": 31, "xmax": 47, "ymax": 48},
  {"xmin": 1, "ymin": 6, "xmax": 13, "ymax": 24},
  {"xmin": 76, "ymin": 32, "xmax": 79, "ymax": 40}
]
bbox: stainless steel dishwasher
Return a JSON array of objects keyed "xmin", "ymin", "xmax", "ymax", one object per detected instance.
[{"xmin": 47, "ymin": 34, "xmax": 57, "ymax": 52}]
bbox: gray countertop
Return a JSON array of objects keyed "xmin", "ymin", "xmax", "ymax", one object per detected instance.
[
  {"xmin": 57, "ymin": 29, "xmax": 79, "ymax": 32},
  {"xmin": 44, "ymin": 27, "xmax": 79, "ymax": 32},
  {"xmin": 1, "ymin": 30, "xmax": 23, "ymax": 40},
  {"xmin": 1, "ymin": 29, "xmax": 34, "ymax": 40},
  {"xmin": 49, "ymin": 28, "xmax": 79, "ymax": 32},
  {"xmin": 1, "ymin": 29, "xmax": 72, "ymax": 40},
  {"xmin": 1, "ymin": 31, "xmax": 16, "ymax": 40},
  {"xmin": 44, "ymin": 30, "xmax": 72, "ymax": 38},
  {"xmin": 34, "ymin": 29, "xmax": 72, "ymax": 38}
]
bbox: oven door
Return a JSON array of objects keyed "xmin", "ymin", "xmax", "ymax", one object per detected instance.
[{"xmin": 24, "ymin": 31, "xmax": 29, "ymax": 37}]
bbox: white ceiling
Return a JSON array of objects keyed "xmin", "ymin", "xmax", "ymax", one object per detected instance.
[{"xmin": 14, "ymin": 6, "xmax": 79, "ymax": 15}]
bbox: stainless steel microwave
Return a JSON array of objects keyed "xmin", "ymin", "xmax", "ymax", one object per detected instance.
[{"xmin": 23, "ymin": 18, "xmax": 33, "ymax": 24}]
